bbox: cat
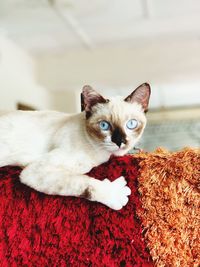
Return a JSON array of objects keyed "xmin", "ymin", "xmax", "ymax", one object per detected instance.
[{"xmin": 0, "ymin": 83, "xmax": 151, "ymax": 210}]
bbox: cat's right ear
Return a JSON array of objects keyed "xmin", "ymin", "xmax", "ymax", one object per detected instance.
[{"xmin": 81, "ymin": 85, "xmax": 108, "ymax": 118}]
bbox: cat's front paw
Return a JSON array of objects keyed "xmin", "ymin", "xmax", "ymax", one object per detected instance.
[{"xmin": 101, "ymin": 176, "xmax": 131, "ymax": 210}]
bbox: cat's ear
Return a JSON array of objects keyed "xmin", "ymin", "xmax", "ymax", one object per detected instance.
[
  {"xmin": 124, "ymin": 83, "xmax": 151, "ymax": 112},
  {"xmin": 81, "ymin": 85, "xmax": 108, "ymax": 117}
]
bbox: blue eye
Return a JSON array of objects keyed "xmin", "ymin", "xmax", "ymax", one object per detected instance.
[
  {"xmin": 126, "ymin": 119, "xmax": 138, "ymax": 130},
  {"xmin": 99, "ymin": 121, "xmax": 110, "ymax": 131}
]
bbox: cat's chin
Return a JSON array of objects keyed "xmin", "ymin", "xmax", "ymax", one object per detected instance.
[{"xmin": 111, "ymin": 148, "xmax": 129, "ymax": 156}]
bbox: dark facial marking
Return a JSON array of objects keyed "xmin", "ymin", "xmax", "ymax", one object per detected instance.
[
  {"xmin": 86, "ymin": 121, "xmax": 105, "ymax": 141},
  {"xmin": 134, "ymin": 122, "xmax": 144, "ymax": 135},
  {"xmin": 80, "ymin": 187, "xmax": 91, "ymax": 200},
  {"xmin": 111, "ymin": 127, "xmax": 127, "ymax": 147}
]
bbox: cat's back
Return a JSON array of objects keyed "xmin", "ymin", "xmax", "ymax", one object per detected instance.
[
  {"xmin": 0, "ymin": 110, "xmax": 72, "ymax": 154},
  {"xmin": 0, "ymin": 110, "xmax": 71, "ymax": 128},
  {"xmin": 0, "ymin": 110, "xmax": 77, "ymax": 165}
]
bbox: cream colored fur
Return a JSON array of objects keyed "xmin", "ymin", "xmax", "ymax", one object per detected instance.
[{"xmin": 0, "ymin": 85, "xmax": 150, "ymax": 210}]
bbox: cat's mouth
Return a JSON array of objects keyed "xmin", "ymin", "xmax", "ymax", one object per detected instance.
[
  {"xmin": 112, "ymin": 146, "xmax": 129, "ymax": 156},
  {"xmin": 104, "ymin": 142, "xmax": 129, "ymax": 154}
]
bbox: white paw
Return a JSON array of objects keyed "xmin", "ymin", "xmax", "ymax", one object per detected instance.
[{"xmin": 98, "ymin": 176, "xmax": 131, "ymax": 210}]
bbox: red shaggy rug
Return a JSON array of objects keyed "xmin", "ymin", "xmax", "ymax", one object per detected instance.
[
  {"xmin": 1, "ymin": 149, "xmax": 199, "ymax": 266},
  {"xmin": 0, "ymin": 156, "xmax": 153, "ymax": 267}
]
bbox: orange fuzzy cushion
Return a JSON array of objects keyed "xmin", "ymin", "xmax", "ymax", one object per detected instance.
[{"xmin": 135, "ymin": 148, "xmax": 200, "ymax": 266}]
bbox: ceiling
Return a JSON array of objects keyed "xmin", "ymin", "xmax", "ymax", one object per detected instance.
[
  {"xmin": 1, "ymin": 0, "xmax": 200, "ymax": 52},
  {"xmin": 1, "ymin": 0, "xmax": 200, "ymax": 110}
]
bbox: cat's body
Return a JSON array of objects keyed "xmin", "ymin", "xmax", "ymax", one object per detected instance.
[
  {"xmin": 0, "ymin": 110, "xmax": 110, "ymax": 173},
  {"xmin": 0, "ymin": 84, "xmax": 151, "ymax": 210}
]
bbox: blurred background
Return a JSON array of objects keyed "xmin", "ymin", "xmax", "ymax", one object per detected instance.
[{"xmin": 0, "ymin": 0, "xmax": 199, "ymax": 151}]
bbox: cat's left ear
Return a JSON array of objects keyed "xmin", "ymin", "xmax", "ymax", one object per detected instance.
[
  {"xmin": 124, "ymin": 83, "xmax": 151, "ymax": 112},
  {"xmin": 81, "ymin": 85, "xmax": 108, "ymax": 117}
]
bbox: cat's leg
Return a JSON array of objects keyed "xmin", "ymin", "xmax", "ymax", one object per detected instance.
[{"xmin": 20, "ymin": 153, "xmax": 131, "ymax": 210}]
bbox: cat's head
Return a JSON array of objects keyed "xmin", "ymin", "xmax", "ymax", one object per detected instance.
[{"xmin": 81, "ymin": 83, "xmax": 151, "ymax": 156}]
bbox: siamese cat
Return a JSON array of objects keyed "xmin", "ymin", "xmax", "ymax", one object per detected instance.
[{"xmin": 0, "ymin": 83, "xmax": 151, "ymax": 210}]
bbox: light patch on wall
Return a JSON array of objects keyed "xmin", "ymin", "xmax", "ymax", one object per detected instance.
[{"xmin": 0, "ymin": 34, "xmax": 51, "ymax": 110}]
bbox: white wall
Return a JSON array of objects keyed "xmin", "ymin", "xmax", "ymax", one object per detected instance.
[
  {"xmin": 51, "ymin": 90, "xmax": 81, "ymax": 113},
  {"xmin": 2, "ymin": 36, "xmax": 198, "ymax": 114},
  {"xmin": 0, "ymin": 36, "xmax": 51, "ymax": 111},
  {"xmin": 36, "ymin": 39, "xmax": 200, "ymax": 112}
]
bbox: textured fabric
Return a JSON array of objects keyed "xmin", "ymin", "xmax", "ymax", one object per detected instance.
[
  {"xmin": 0, "ymin": 155, "xmax": 153, "ymax": 267},
  {"xmin": 136, "ymin": 148, "xmax": 200, "ymax": 267}
]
